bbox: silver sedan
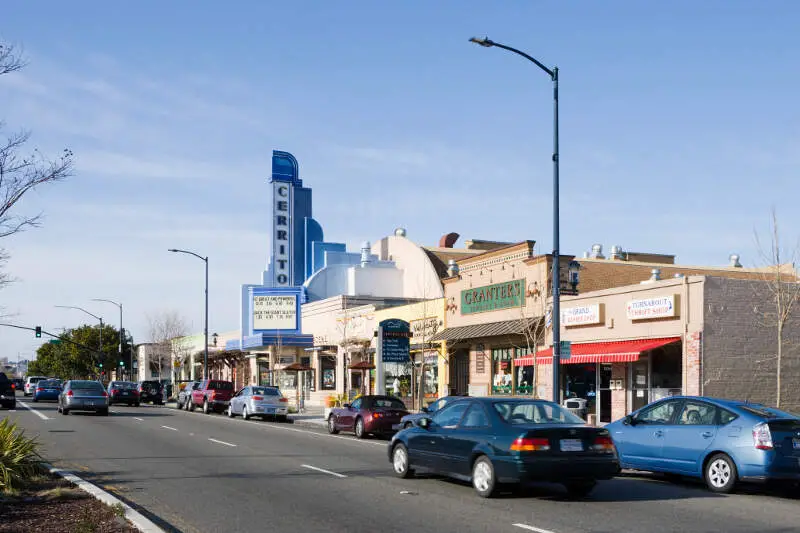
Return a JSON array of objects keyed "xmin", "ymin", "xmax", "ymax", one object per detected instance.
[{"xmin": 228, "ymin": 386, "xmax": 289, "ymax": 422}]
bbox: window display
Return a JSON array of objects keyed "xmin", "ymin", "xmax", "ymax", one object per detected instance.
[{"xmin": 492, "ymin": 347, "xmax": 514, "ymax": 395}]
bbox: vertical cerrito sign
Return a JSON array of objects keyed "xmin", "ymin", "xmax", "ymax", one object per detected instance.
[{"xmin": 273, "ymin": 181, "xmax": 292, "ymax": 286}]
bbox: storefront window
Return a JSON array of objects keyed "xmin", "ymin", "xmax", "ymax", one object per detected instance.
[
  {"xmin": 257, "ymin": 361, "xmax": 271, "ymax": 386},
  {"xmin": 423, "ymin": 351, "xmax": 438, "ymax": 399},
  {"xmin": 320, "ymin": 357, "xmax": 336, "ymax": 391},
  {"xmin": 492, "ymin": 347, "xmax": 514, "ymax": 395},
  {"xmin": 515, "ymin": 365, "xmax": 535, "ymax": 396}
]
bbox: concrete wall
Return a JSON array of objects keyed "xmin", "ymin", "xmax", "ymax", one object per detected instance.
[{"xmin": 702, "ymin": 277, "xmax": 800, "ymax": 413}]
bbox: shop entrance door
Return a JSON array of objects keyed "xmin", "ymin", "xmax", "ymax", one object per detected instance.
[
  {"xmin": 450, "ymin": 350, "xmax": 469, "ymax": 396},
  {"xmin": 631, "ymin": 359, "xmax": 649, "ymax": 412},
  {"xmin": 598, "ymin": 363, "xmax": 612, "ymax": 424}
]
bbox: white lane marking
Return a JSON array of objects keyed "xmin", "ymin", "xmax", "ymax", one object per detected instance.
[
  {"xmin": 208, "ymin": 438, "xmax": 237, "ymax": 447},
  {"xmin": 133, "ymin": 417, "xmax": 144, "ymax": 421},
  {"xmin": 301, "ymin": 464, "xmax": 348, "ymax": 478},
  {"xmin": 9, "ymin": 409, "xmax": 16, "ymax": 412},
  {"xmin": 513, "ymin": 524, "xmax": 557, "ymax": 533},
  {"xmin": 19, "ymin": 401, "xmax": 51, "ymax": 420},
  {"xmin": 161, "ymin": 425, "xmax": 178, "ymax": 431}
]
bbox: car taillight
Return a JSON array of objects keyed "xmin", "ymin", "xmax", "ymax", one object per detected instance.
[
  {"xmin": 372, "ymin": 412, "xmax": 383, "ymax": 418},
  {"xmin": 252, "ymin": 396, "xmax": 263, "ymax": 401},
  {"xmin": 279, "ymin": 398, "xmax": 288, "ymax": 403},
  {"xmin": 102, "ymin": 391, "xmax": 108, "ymax": 397},
  {"xmin": 10, "ymin": 384, "xmax": 14, "ymax": 390},
  {"xmin": 753, "ymin": 422, "xmax": 774, "ymax": 450},
  {"xmin": 67, "ymin": 390, "xmax": 74, "ymax": 397},
  {"xmin": 591, "ymin": 435, "xmax": 616, "ymax": 453},
  {"xmin": 113, "ymin": 390, "xmax": 120, "ymax": 395},
  {"xmin": 511, "ymin": 437, "xmax": 550, "ymax": 451},
  {"xmin": 36, "ymin": 387, "xmax": 44, "ymax": 392}
]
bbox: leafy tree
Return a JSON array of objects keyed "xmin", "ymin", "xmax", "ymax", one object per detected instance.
[{"xmin": 29, "ymin": 324, "xmax": 121, "ymax": 379}]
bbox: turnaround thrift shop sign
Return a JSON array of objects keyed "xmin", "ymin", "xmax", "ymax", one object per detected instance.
[{"xmin": 626, "ymin": 295, "xmax": 678, "ymax": 320}]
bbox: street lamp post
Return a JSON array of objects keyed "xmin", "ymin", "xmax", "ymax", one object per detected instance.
[
  {"xmin": 54, "ymin": 305, "xmax": 104, "ymax": 368},
  {"xmin": 470, "ymin": 36, "xmax": 563, "ymax": 403},
  {"xmin": 168, "ymin": 248, "xmax": 209, "ymax": 380},
  {"xmin": 92, "ymin": 299, "xmax": 124, "ymax": 378}
]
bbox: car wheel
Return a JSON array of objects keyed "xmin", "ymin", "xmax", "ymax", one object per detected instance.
[
  {"xmin": 189, "ymin": 399, "xmax": 195, "ymax": 412},
  {"xmin": 705, "ymin": 453, "xmax": 737, "ymax": 493},
  {"xmin": 203, "ymin": 399, "xmax": 210, "ymax": 414},
  {"xmin": 100, "ymin": 408, "xmax": 109, "ymax": 416},
  {"xmin": 564, "ymin": 480, "xmax": 597, "ymax": 499},
  {"xmin": 228, "ymin": 405, "xmax": 235, "ymax": 418},
  {"xmin": 404, "ymin": 422, "xmax": 413, "ymax": 429},
  {"xmin": 61, "ymin": 408, "xmax": 69, "ymax": 416},
  {"xmin": 354, "ymin": 417, "xmax": 366, "ymax": 439},
  {"xmin": 392, "ymin": 444, "xmax": 413, "ymax": 479},
  {"xmin": 32, "ymin": 397, "xmax": 38, "ymax": 403},
  {"xmin": 135, "ymin": 402, "xmax": 140, "ymax": 407},
  {"xmin": 278, "ymin": 415, "xmax": 288, "ymax": 423},
  {"xmin": 242, "ymin": 405, "xmax": 250, "ymax": 421},
  {"xmin": 328, "ymin": 415, "xmax": 340, "ymax": 434},
  {"xmin": 472, "ymin": 456, "xmax": 497, "ymax": 498}
]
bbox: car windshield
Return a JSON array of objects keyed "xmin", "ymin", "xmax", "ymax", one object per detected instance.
[
  {"xmin": 209, "ymin": 381, "xmax": 233, "ymax": 390},
  {"xmin": 252, "ymin": 387, "xmax": 280, "ymax": 396},
  {"xmin": 369, "ymin": 397, "xmax": 406, "ymax": 410},
  {"xmin": 114, "ymin": 382, "xmax": 137, "ymax": 389},
  {"xmin": 70, "ymin": 381, "xmax": 105, "ymax": 393},
  {"xmin": 738, "ymin": 405, "xmax": 799, "ymax": 420},
  {"xmin": 40, "ymin": 380, "xmax": 61, "ymax": 388},
  {"xmin": 493, "ymin": 400, "xmax": 586, "ymax": 425}
]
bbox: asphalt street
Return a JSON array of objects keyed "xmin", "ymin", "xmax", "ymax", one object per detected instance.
[{"xmin": 5, "ymin": 395, "xmax": 799, "ymax": 533}]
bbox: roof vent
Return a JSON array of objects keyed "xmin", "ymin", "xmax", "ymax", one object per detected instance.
[
  {"xmin": 447, "ymin": 259, "xmax": 460, "ymax": 277},
  {"xmin": 439, "ymin": 232, "xmax": 460, "ymax": 248},
  {"xmin": 590, "ymin": 244, "xmax": 605, "ymax": 259},
  {"xmin": 650, "ymin": 268, "xmax": 661, "ymax": 281},
  {"xmin": 609, "ymin": 245, "xmax": 624, "ymax": 260},
  {"xmin": 582, "ymin": 251, "xmax": 590, "ymax": 259},
  {"xmin": 729, "ymin": 253, "xmax": 742, "ymax": 268},
  {"xmin": 394, "ymin": 227, "xmax": 407, "ymax": 237},
  {"xmin": 674, "ymin": 273, "xmax": 684, "ymax": 278}
]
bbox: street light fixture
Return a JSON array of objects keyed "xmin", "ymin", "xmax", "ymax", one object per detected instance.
[
  {"xmin": 91, "ymin": 299, "xmax": 125, "ymax": 378},
  {"xmin": 54, "ymin": 305, "xmax": 104, "ymax": 361},
  {"xmin": 470, "ymin": 36, "xmax": 563, "ymax": 403},
  {"xmin": 168, "ymin": 248, "xmax": 209, "ymax": 380}
]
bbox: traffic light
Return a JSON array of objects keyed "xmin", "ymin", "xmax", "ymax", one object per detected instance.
[
  {"xmin": 98, "ymin": 363, "xmax": 103, "ymax": 369},
  {"xmin": 35, "ymin": 326, "xmax": 42, "ymax": 338},
  {"xmin": 119, "ymin": 361, "xmax": 124, "ymax": 367}
]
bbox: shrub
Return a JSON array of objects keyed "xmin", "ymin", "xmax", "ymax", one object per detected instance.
[{"xmin": 0, "ymin": 418, "xmax": 41, "ymax": 491}]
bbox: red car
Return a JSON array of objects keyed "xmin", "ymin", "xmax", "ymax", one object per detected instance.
[{"xmin": 328, "ymin": 395, "xmax": 409, "ymax": 439}]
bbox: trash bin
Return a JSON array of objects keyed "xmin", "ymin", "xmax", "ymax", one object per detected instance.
[{"xmin": 563, "ymin": 398, "xmax": 587, "ymax": 420}]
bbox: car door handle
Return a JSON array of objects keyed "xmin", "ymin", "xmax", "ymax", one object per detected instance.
[
  {"xmin": 654, "ymin": 430, "xmax": 664, "ymax": 437},
  {"xmin": 701, "ymin": 431, "xmax": 714, "ymax": 438}
]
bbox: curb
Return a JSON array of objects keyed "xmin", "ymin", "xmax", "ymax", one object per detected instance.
[{"xmin": 41, "ymin": 462, "xmax": 164, "ymax": 533}]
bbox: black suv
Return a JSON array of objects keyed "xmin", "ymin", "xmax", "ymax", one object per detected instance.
[
  {"xmin": 0, "ymin": 372, "xmax": 15, "ymax": 409},
  {"xmin": 138, "ymin": 380, "xmax": 164, "ymax": 405}
]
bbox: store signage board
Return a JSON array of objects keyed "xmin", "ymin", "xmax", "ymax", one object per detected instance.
[
  {"xmin": 253, "ymin": 294, "xmax": 297, "ymax": 330},
  {"xmin": 379, "ymin": 319, "xmax": 411, "ymax": 363},
  {"xmin": 562, "ymin": 304, "xmax": 603, "ymax": 327},
  {"xmin": 461, "ymin": 279, "xmax": 525, "ymax": 315},
  {"xmin": 626, "ymin": 295, "xmax": 678, "ymax": 320}
]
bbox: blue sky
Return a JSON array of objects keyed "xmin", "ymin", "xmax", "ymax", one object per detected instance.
[{"xmin": 1, "ymin": 1, "xmax": 798, "ymax": 361}]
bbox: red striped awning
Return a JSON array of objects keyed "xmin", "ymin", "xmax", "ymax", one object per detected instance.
[{"xmin": 513, "ymin": 337, "xmax": 681, "ymax": 366}]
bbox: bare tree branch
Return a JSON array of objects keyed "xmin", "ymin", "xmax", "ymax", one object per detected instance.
[
  {"xmin": 0, "ymin": 42, "xmax": 26, "ymax": 76},
  {"xmin": 147, "ymin": 311, "xmax": 190, "ymax": 379}
]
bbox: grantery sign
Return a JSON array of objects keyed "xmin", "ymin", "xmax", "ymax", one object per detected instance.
[
  {"xmin": 461, "ymin": 279, "xmax": 525, "ymax": 315},
  {"xmin": 626, "ymin": 295, "xmax": 678, "ymax": 320}
]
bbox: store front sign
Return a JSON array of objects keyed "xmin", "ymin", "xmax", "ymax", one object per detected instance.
[
  {"xmin": 626, "ymin": 295, "xmax": 678, "ymax": 320},
  {"xmin": 563, "ymin": 304, "xmax": 603, "ymax": 327},
  {"xmin": 410, "ymin": 317, "xmax": 441, "ymax": 342},
  {"xmin": 461, "ymin": 279, "xmax": 525, "ymax": 315},
  {"xmin": 253, "ymin": 294, "xmax": 297, "ymax": 330}
]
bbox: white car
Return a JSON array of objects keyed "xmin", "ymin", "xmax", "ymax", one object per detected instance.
[
  {"xmin": 24, "ymin": 376, "xmax": 48, "ymax": 396},
  {"xmin": 228, "ymin": 385, "xmax": 289, "ymax": 422}
]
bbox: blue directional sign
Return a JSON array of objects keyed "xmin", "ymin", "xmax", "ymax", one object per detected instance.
[{"xmin": 379, "ymin": 319, "xmax": 411, "ymax": 363}]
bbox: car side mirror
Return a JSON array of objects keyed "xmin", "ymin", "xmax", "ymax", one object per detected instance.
[
  {"xmin": 623, "ymin": 415, "xmax": 635, "ymax": 426},
  {"xmin": 418, "ymin": 417, "xmax": 432, "ymax": 429},
  {"xmin": 343, "ymin": 403, "xmax": 351, "ymax": 409},
  {"xmin": 420, "ymin": 407, "xmax": 429, "ymax": 413}
]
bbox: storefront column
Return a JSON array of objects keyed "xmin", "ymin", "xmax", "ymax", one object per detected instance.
[
  {"xmin": 437, "ymin": 342, "xmax": 448, "ymax": 399},
  {"xmin": 611, "ymin": 363, "xmax": 627, "ymax": 421},
  {"xmin": 685, "ymin": 331, "xmax": 702, "ymax": 396},
  {"xmin": 538, "ymin": 363, "xmax": 553, "ymax": 400}
]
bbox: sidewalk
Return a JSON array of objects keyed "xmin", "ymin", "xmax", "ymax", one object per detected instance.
[{"xmin": 289, "ymin": 405, "xmax": 327, "ymax": 427}]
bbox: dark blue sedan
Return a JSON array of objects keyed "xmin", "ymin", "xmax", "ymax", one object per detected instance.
[
  {"xmin": 32, "ymin": 379, "xmax": 63, "ymax": 402},
  {"xmin": 388, "ymin": 397, "xmax": 620, "ymax": 498},
  {"xmin": 606, "ymin": 396, "xmax": 800, "ymax": 493}
]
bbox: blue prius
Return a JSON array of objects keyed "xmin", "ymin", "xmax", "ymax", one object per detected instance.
[
  {"xmin": 606, "ymin": 395, "xmax": 800, "ymax": 493},
  {"xmin": 32, "ymin": 379, "xmax": 62, "ymax": 402}
]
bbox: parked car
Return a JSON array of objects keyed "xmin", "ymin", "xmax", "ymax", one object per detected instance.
[
  {"xmin": 24, "ymin": 375, "xmax": 48, "ymax": 396},
  {"xmin": 177, "ymin": 381, "xmax": 200, "ymax": 410},
  {"xmin": 606, "ymin": 395, "xmax": 800, "ymax": 493},
  {"xmin": 0, "ymin": 372, "xmax": 16, "ymax": 410},
  {"xmin": 394, "ymin": 395, "xmax": 460, "ymax": 430},
  {"xmin": 107, "ymin": 381, "xmax": 140, "ymax": 406},
  {"xmin": 228, "ymin": 385, "xmax": 289, "ymax": 421},
  {"xmin": 389, "ymin": 397, "xmax": 620, "ymax": 498},
  {"xmin": 32, "ymin": 379, "xmax": 63, "ymax": 402},
  {"xmin": 138, "ymin": 380, "xmax": 164, "ymax": 405},
  {"xmin": 58, "ymin": 380, "xmax": 110, "ymax": 416},
  {"xmin": 189, "ymin": 379, "xmax": 234, "ymax": 414},
  {"xmin": 328, "ymin": 395, "xmax": 409, "ymax": 438}
]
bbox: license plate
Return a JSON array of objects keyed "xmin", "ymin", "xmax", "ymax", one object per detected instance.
[
  {"xmin": 793, "ymin": 438, "xmax": 800, "ymax": 450},
  {"xmin": 560, "ymin": 439, "xmax": 584, "ymax": 452},
  {"xmin": 264, "ymin": 407, "xmax": 274, "ymax": 413}
]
